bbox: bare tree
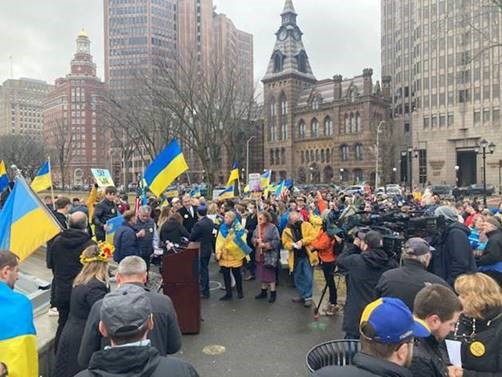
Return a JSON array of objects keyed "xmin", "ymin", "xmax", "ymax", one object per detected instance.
[
  {"xmin": 45, "ymin": 118, "xmax": 76, "ymax": 189},
  {"xmin": 0, "ymin": 134, "xmax": 45, "ymax": 179}
]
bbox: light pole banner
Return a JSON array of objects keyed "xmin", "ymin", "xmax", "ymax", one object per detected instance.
[{"xmin": 91, "ymin": 168, "xmax": 115, "ymax": 188}]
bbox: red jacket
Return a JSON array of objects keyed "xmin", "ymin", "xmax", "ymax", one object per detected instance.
[{"xmin": 311, "ymin": 230, "xmax": 336, "ymax": 263}]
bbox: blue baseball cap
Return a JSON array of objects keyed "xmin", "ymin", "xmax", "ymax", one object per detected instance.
[{"xmin": 360, "ymin": 297, "xmax": 430, "ymax": 344}]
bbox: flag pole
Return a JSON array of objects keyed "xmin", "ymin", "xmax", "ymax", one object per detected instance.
[{"xmin": 48, "ymin": 156, "xmax": 56, "ymax": 210}]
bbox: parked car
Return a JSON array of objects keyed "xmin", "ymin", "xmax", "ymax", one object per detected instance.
[
  {"xmin": 343, "ymin": 185, "xmax": 365, "ymax": 195},
  {"xmin": 429, "ymin": 185, "xmax": 455, "ymax": 199},
  {"xmin": 457, "ymin": 184, "xmax": 495, "ymax": 197}
]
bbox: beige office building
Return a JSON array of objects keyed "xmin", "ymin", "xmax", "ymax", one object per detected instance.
[{"xmin": 382, "ymin": 0, "xmax": 502, "ymax": 190}]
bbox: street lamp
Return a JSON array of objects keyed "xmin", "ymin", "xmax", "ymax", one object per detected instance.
[
  {"xmin": 309, "ymin": 166, "xmax": 314, "ymax": 183},
  {"xmin": 392, "ymin": 167, "xmax": 397, "ymax": 184},
  {"xmin": 403, "ymin": 147, "xmax": 418, "ymax": 193},
  {"xmin": 375, "ymin": 121, "xmax": 386, "ymax": 188},
  {"xmin": 339, "ymin": 168, "xmax": 344, "ymax": 184},
  {"xmin": 455, "ymin": 165, "xmax": 460, "ymax": 186},
  {"xmin": 475, "ymin": 139, "xmax": 496, "ymax": 207},
  {"xmin": 245, "ymin": 136, "xmax": 256, "ymax": 184}
]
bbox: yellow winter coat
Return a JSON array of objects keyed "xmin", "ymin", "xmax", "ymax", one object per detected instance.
[
  {"xmin": 282, "ymin": 221, "xmax": 319, "ymax": 273},
  {"xmin": 309, "ymin": 213, "xmax": 323, "ymax": 235},
  {"xmin": 215, "ymin": 222, "xmax": 250, "ymax": 268}
]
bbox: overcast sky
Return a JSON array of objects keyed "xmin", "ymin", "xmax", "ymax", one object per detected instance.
[{"xmin": 0, "ymin": 0, "xmax": 380, "ymax": 89}]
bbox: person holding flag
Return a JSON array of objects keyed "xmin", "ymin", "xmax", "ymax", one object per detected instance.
[
  {"xmin": 31, "ymin": 160, "xmax": 52, "ymax": 193},
  {"xmin": 92, "ymin": 186, "xmax": 118, "ymax": 242},
  {"xmin": 215, "ymin": 211, "xmax": 252, "ymax": 301}
]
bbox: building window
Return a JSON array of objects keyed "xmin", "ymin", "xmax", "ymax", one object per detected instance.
[
  {"xmin": 354, "ymin": 144, "xmax": 363, "ymax": 160},
  {"xmin": 353, "ymin": 169, "xmax": 363, "ymax": 183},
  {"xmin": 297, "ymin": 50, "xmax": 307, "ymax": 73},
  {"xmin": 447, "ymin": 113, "xmax": 454, "ymax": 127},
  {"xmin": 298, "ymin": 120, "xmax": 305, "ymax": 139},
  {"xmin": 341, "ymin": 145, "xmax": 349, "ymax": 161},
  {"xmin": 281, "ymin": 120, "xmax": 288, "ymax": 140},
  {"xmin": 324, "ymin": 116, "xmax": 333, "ymax": 136},
  {"xmin": 311, "ymin": 118, "xmax": 319, "ymax": 137},
  {"xmin": 493, "ymin": 109, "xmax": 500, "ymax": 124},
  {"xmin": 270, "ymin": 97, "xmax": 276, "ymax": 117},
  {"xmin": 273, "ymin": 51, "xmax": 284, "ymax": 73},
  {"xmin": 418, "ymin": 149, "xmax": 427, "ymax": 184},
  {"xmin": 301, "ymin": 151, "xmax": 305, "ymax": 164},
  {"xmin": 474, "ymin": 111, "xmax": 481, "ymax": 126},
  {"xmin": 280, "ymin": 94, "xmax": 287, "ymax": 115}
]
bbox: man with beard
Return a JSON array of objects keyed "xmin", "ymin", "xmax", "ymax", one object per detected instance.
[{"xmin": 314, "ymin": 297, "xmax": 430, "ymax": 377}]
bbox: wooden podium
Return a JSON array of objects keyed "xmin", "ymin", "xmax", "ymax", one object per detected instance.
[{"xmin": 162, "ymin": 242, "xmax": 201, "ymax": 334}]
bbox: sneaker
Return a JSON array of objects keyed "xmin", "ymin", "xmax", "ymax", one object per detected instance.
[
  {"xmin": 304, "ymin": 298, "xmax": 313, "ymax": 308},
  {"xmin": 324, "ymin": 304, "xmax": 341, "ymax": 316},
  {"xmin": 48, "ymin": 307, "xmax": 59, "ymax": 317},
  {"xmin": 292, "ymin": 297, "xmax": 304, "ymax": 303}
]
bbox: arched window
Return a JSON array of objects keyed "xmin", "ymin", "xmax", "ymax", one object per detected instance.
[
  {"xmin": 275, "ymin": 149, "xmax": 281, "ymax": 165},
  {"xmin": 270, "ymin": 97, "xmax": 276, "ymax": 117},
  {"xmin": 350, "ymin": 113, "xmax": 356, "ymax": 133},
  {"xmin": 315, "ymin": 149, "xmax": 320, "ymax": 161},
  {"xmin": 281, "ymin": 148, "xmax": 286, "ymax": 165},
  {"xmin": 326, "ymin": 149, "xmax": 331, "ymax": 162},
  {"xmin": 270, "ymin": 150, "xmax": 274, "ymax": 165},
  {"xmin": 273, "ymin": 51, "xmax": 284, "ymax": 73},
  {"xmin": 321, "ymin": 149, "xmax": 325, "ymax": 162},
  {"xmin": 297, "ymin": 50, "xmax": 307, "ymax": 73},
  {"xmin": 280, "ymin": 93, "xmax": 288, "ymax": 115},
  {"xmin": 341, "ymin": 145, "xmax": 349, "ymax": 161},
  {"xmin": 281, "ymin": 120, "xmax": 288, "ymax": 140},
  {"xmin": 305, "ymin": 150, "xmax": 310, "ymax": 163},
  {"xmin": 355, "ymin": 144, "xmax": 363, "ymax": 160},
  {"xmin": 324, "ymin": 116, "xmax": 333, "ymax": 136},
  {"xmin": 310, "ymin": 150, "xmax": 314, "ymax": 162},
  {"xmin": 356, "ymin": 112, "xmax": 361, "ymax": 132},
  {"xmin": 345, "ymin": 113, "xmax": 351, "ymax": 133},
  {"xmin": 270, "ymin": 121, "xmax": 277, "ymax": 142},
  {"xmin": 298, "ymin": 120, "xmax": 306, "ymax": 139},
  {"xmin": 311, "ymin": 118, "xmax": 319, "ymax": 137},
  {"xmin": 301, "ymin": 151, "xmax": 305, "ymax": 164}
]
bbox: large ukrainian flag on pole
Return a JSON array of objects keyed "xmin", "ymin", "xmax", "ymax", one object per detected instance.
[
  {"xmin": 0, "ymin": 177, "xmax": 61, "ymax": 261},
  {"xmin": 30, "ymin": 161, "xmax": 52, "ymax": 193},
  {"xmin": 144, "ymin": 140, "xmax": 189, "ymax": 198},
  {"xmin": 0, "ymin": 160, "xmax": 8, "ymax": 192},
  {"xmin": 226, "ymin": 162, "xmax": 240, "ymax": 186},
  {"xmin": 0, "ymin": 280, "xmax": 38, "ymax": 377}
]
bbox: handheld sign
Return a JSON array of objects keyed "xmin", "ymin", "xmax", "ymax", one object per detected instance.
[
  {"xmin": 91, "ymin": 168, "xmax": 115, "ymax": 188},
  {"xmin": 248, "ymin": 173, "xmax": 262, "ymax": 192}
]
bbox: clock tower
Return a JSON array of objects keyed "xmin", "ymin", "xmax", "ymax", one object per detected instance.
[{"xmin": 262, "ymin": 0, "xmax": 316, "ymax": 181}]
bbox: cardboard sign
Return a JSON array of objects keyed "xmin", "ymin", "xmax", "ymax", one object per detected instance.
[
  {"xmin": 248, "ymin": 173, "xmax": 262, "ymax": 192},
  {"xmin": 91, "ymin": 168, "xmax": 115, "ymax": 188}
]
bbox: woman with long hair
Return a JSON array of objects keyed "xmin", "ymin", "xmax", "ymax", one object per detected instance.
[
  {"xmin": 453, "ymin": 273, "xmax": 502, "ymax": 376},
  {"xmin": 53, "ymin": 245, "xmax": 110, "ymax": 377}
]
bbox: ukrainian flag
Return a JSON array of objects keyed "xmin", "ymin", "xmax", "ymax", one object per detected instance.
[
  {"xmin": 106, "ymin": 215, "xmax": 124, "ymax": 244},
  {"xmin": 30, "ymin": 161, "xmax": 52, "ymax": 193},
  {"xmin": 144, "ymin": 140, "xmax": 189, "ymax": 198},
  {"xmin": 0, "ymin": 160, "xmax": 8, "ymax": 192},
  {"xmin": 0, "ymin": 178, "xmax": 61, "ymax": 261},
  {"xmin": 260, "ymin": 169, "xmax": 271, "ymax": 190},
  {"xmin": 274, "ymin": 180, "xmax": 286, "ymax": 197},
  {"xmin": 226, "ymin": 162, "xmax": 240, "ymax": 186},
  {"xmin": 218, "ymin": 185, "xmax": 235, "ymax": 200},
  {"xmin": 0, "ymin": 280, "xmax": 38, "ymax": 377}
]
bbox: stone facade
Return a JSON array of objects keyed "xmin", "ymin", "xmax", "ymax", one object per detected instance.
[{"xmin": 263, "ymin": 0, "xmax": 391, "ymax": 185}]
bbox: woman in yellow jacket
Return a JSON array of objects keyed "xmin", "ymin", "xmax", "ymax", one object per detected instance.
[
  {"xmin": 281, "ymin": 211, "xmax": 319, "ymax": 307},
  {"xmin": 216, "ymin": 211, "xmax": 251, "ymax": 300}
]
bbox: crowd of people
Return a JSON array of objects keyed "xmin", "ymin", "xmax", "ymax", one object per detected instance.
[{"xmin": 1, "ymin": 182, "xmax": 502, "ymax": 376}]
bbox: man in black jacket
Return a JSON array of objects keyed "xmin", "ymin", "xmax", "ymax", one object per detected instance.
[
  {"xmin": 337, "ymin": 231, "xmax": 398, "ymax": 339},
  {"xmin": 314, "ymin": 297, "xmax": 430, "ymax": 377},
  {"xmin": 432, "ymin": 206, "xmax": 476, "ymax": 285},
  {"xmin": 92, "ymin": 186, "xmax": 118, "ymax": 242},
  {"xmin": 410, "ymin": 284, "xmax": 463, "ymax": 377},
  {"xmin": 477, "ymin": 216, "xmax": 502, "ymax": 286},
  {"xmin": 135, "ymin": 205, "xmax": 159, "ymax": 270},
  {"xmin": 49, "ymin": 211, "xmax": 95, "ymax": 351},
  {"xmin": 75, "ymin": 284, "xmax": 197, "ymax": 377},
  {"xmin": 375, "ymin": 237, "xmax": 449, "ymax": 310},
  {"xmin": 243, "ymin": 202, "xmax": 258, "ymax": 280},
  {"xmin": 177, "ymin": 195, "xmax": 197, "ymax": 233},
  {"xmin": 189, "ymin": 206, "xmax": 214, "ymax": 299},
  {"xmin": 79, "ymin": 256, "xmax": 182, "ymax": 368}
]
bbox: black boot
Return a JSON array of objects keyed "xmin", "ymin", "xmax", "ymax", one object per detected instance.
[
  {"xmin": 255, "ymin": 289, "xmax": 267, "ymax": 299},
  {"xmin": 269, "ymin": 291, "xmax": 277, "ymax": 303},
  {"xmin": 219, "ymin": 292, "xmax": 232, "ymax": 301},
  {"xmin": 237, "ymin": 290, "xmax": 244, "ymax": 299}
]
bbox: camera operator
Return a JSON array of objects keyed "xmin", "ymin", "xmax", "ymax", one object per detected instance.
[
  {"xmin": 431, "ymin": 206, "xmax": 476, "ymax": 285},
  {"xmin": 337, "ymin": 230, "xmax": 398, "ymax": 339},
  {"xmin": 375, "ymin": 238, "xmax": 449, "ymax": 311}
]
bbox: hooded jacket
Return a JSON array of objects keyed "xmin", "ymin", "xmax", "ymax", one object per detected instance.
[
  {"xmin": 430, "ymin": 222, "xmax": 476, "ymax": 285},
  {"xmin": 49, "ymin": 228, "xmax": 95, "ymax": 307},
  {"xmin": 337, "ymin": 246, "xmax": 398, "ymax": 335},
  {"xmin": 74, "ymin": 346, "xmax": 198, "ymax": 377},
  {"xmin": 313, "ymin": 352, "xmax": 413, "ymax": 377}
]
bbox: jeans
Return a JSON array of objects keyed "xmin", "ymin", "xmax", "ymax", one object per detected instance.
[
  {"xmin": 321, "ymin": 261, "xmax": 338, "ymax": 305},
  {"xmin": 293, "ymin": 257, "xmax": 313, "ymax": 299},
  {"xmin": 200, "ymin": 256, "xmax": 210, "ymax": 296}
]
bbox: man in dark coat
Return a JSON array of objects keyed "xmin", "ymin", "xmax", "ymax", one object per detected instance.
[
  {"xmin": 477, "ymin": 216, "xmax": 502, "ymax": 286},
  {"xmin": 49, "ymin": 211, "xmax": 95, "ymax": 351},
  {"xmin": 135, "ymin": 205, "xmax": 159, "ymax": 270},
  {"xmin": 113, "ymin": 211, "xmax": 145, "ymax": 263},
  {"xmin": 189, "ymin": 206, "xmax": 214, "ymax": 298},
  {"xmin": 92, "ymin": 186, "xmax": 118, "ymax": 242},
  {"xmin": 375, "ymin": 237, "xmax": 449, "ymax": 311},
  {"xmin": 79, "ymin": 256, "xmax": 182, "ymax": 369},
  {"xmin": 410, "ymin": 284, "xmax": 463, "ymax": 377},
  {"xmin": 314, "ymin": 297, "xmax": 430, "ymax": 377},
  {"xmin": 337, "ymin": 231, "xmax": 397, "ymax": 339},
  {"xmin": 244, "ymin": 202, "xmax": 258, "ymax": 280},
  {"xmin": 177, "ymin": 195, "xmax": 197, "ymax": 233},
  {"xmin": 431, "ymin": 206, "xmax": 476, "ymax": 285}
]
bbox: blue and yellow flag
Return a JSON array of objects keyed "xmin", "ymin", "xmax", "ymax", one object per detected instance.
[
  {"xmin": 226, "ymin": 162, "xmax": 240, "ymax": 186},
  {"xmin": 218, "ymin": 185, "xmax": 235, "ymax": 200},
  {"xmin": 260, "ymin": 169, "xmax": 271, "ymax": 190},
  {"xmin": 190, "ymin": 186, "xmax": 202, "ymax": 198},
  {"xmin": 144, "ymin": 140, "xmax": 189, "ymax": 198},
  {"xmin": 0, "ymin": 281, "xmax": 38, "ymax": 377},
  {"xmin": 106, "ymin": 215, "xmax": 124, "ymax": 244},
  {"xmin": 0, "ymin": 160, "xmax": 8, "ymax": 192},
  {"xmin": 0, "ymin": 178, "xmax": 61, "ymax": 261},
  {"xmin": 30, "ymin": 161, "xmax": 52, "ymax": 193}
]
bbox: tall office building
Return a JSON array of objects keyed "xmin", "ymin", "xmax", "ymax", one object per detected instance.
[
  {"xmin": 382, "ymin": 0, "xmax": 502, "ymax": 188},
  {"xmin": 0, "ymin": 78, "xmax": 52, "ymax": 137},
  {"xmin": 43, "ymin": 30, "xmax": 107, "ymax": 187}
]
